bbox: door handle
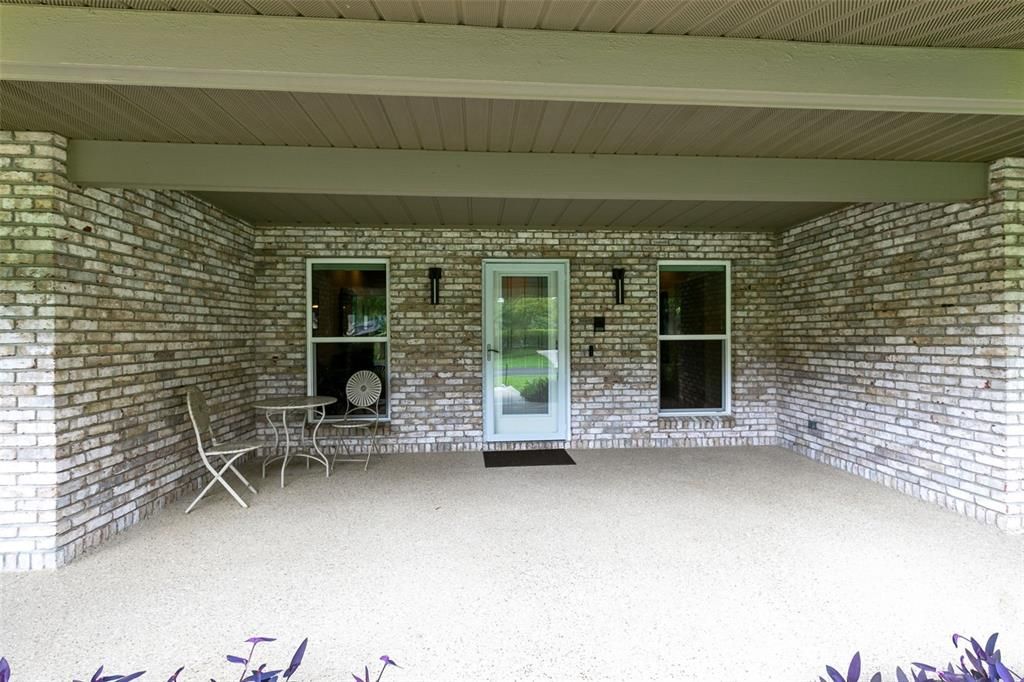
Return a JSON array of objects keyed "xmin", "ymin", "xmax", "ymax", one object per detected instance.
[{"xmin": 486, "ymin": 345, "xmax": 501, "ymax": 355}]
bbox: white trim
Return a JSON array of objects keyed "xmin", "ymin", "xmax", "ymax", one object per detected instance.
[
  {"xmin": 657, "ymin": 260, "xmax": 732, "ymax": 417},
  {"xmin": 482, "ymin": 259, "xmax": 571, "ymax": 443},
  {"xmin": 305, "ymin": 258, "xmax": 390, "ymax": 421},
  {"xmin": 5, "ymin": 5, "xmax": 1023, "ymax": 115},
  {"xmin": 312, "ymin": 337, "xmax": 392, "ymax": 344},
  {"xmin": 66, "ymin": 142, "xmax": 989, "ymax": 204}
]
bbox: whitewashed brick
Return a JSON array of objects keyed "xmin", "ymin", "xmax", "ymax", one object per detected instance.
[
  {"xmin": 1, "ymin": 131, "xmax": 255, "ymax": 571},
  {"xmin": 779, "ymin": 161, "xmax": 1024, "ymax": 532},
  {"xmin": 4, "ymin": 134, "xmax": 1022, "ymax": 574}
]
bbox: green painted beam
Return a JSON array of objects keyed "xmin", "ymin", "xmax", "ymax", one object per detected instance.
[
  {"xmin": 66, "ymin": 141, "xmax": 990, "ymax": 203},
  {"xmin": 2, "ymin": 5, "xmax": 1022, "ymax": 115}
]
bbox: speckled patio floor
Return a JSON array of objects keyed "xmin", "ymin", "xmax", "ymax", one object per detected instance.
[{"xmin": 2, "ymin": 446, "xmax": 1022, "ymax": 681}]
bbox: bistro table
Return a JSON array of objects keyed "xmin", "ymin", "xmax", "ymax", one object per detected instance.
[{"xmin": 253, "ymin": 395, "xmax": 337, "ymax": 488}]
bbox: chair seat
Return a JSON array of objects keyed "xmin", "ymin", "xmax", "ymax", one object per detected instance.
[
  {"xmin": 207, "ymin": 439, "xmax": 265, "ymax": 455},
  {"xmin": 330, "ymin": 421, "xmax": 376, "ymax": 431}
]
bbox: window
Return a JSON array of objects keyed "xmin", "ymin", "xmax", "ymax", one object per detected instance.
[
  {"xmin": 658, "ymin": 261, "xmax": 730, "ymax": 415},
  {"xmin": 307, "ymin": 259, "xmax": 389, "ymax": 418}
]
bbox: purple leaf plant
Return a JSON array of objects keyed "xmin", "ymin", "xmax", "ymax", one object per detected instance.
[
  {"xmin": 822, "ymin": 633, "xmax": 1021, "ymax": 682},
  {"xmin": 70, "ymin": 665, "xmax": 148, "ymax": 682},
  {"xmin": 0, "ymin": 636, "xmax": 382, "ymax": 682},
  {"xmin": 49, "ymin": 636, "xmax": 312, "ymax": 682},
  {"xmin": 352, "ymin": 656, "xmax": 401, "ymax": 682},
  {"xmin": 225, "ymin": 636, "xmax": 308, "ymax": 682}
]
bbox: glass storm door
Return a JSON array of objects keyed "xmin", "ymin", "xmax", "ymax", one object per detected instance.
[{"xmin": 483, "ymin": 261, "xmax": 570, "ymax": 442}]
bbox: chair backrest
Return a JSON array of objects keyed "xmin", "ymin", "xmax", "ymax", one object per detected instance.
[
  {"xmin": 186, "ymin": 388, "xmax": 215, "ymax": 455},
  {"xmin": 346, "ymin": 371, "xmax": 382, "ymax": 413}
]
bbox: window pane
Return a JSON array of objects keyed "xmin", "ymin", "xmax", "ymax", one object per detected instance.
[
  {"xmin": 497, "ymin": 275, "xmax": 556, "ymax": 416},
  {"xmin": 659, "ymin": 340, "xmax": 723, "ymax": 411},
  {"xmin": 659, "ymin": 265, "xmax": 726, "ymax": 335},
  {"xmin": 314, "ymin": 342, "xmax": 388, "ymax": 416},
  {"xmin": 311, "ymin": 263, "xmax": 387, "ymax": 337}
]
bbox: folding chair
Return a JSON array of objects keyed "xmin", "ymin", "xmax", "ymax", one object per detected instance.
[
  {"xmin": 330, "ymin": 370, "xmax": 383, "ymax": 471},
  {"xmin": 185, "ymin": 388, "xmax": 262, "ymax": 514}
]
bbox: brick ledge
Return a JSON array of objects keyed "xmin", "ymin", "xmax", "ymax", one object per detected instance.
[{"xmin": 658, "ymin": 415, "xmax": 737, "ymax": 430}]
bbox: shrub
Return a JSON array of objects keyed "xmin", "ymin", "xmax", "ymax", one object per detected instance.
[{"xmin": 520, "ymin": 376, "xmax": 549, "ymax": 402}]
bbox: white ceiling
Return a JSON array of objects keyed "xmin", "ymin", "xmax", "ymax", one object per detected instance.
[
  {"xmin": 2, "ymin": 0, "xmax": 1019, "ymax": 230},
  {"xmin": 4, "ymin": 0, "xmax": 1024, "ymax": 47},
  {"xmin": 194, "ymin": 192, "xmax": 846, "ymax": 230},
  {"xmin": 3, "ymin": 82, "xmax": 1022, "ymax": 162}
]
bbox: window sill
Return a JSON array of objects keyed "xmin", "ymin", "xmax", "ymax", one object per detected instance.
[{"xmin": 659, "ymin": 410, "xmax": 732, "ymax": 418}]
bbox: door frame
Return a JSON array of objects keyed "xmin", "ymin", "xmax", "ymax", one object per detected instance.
[{"xmin": 482, "ymin": 259, "xmax": 571, "ymax": 443}]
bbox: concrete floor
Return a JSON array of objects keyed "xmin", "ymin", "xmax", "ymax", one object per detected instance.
[{"xmin": 2, "ymin": 446, "xmax": 1022, "ymax": 681}]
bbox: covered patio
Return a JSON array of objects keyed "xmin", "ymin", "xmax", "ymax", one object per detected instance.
[
  {"xmin": 1, "ymin": 0, "xmax": 1024, "ymax": 677},
  {"xmin": 4, "ymin": 446, "xmax": 1022, "ymax": 679}
]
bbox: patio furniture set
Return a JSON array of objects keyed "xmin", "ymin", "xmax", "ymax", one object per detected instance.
[{"xmin": 184, "ymin": 371, "xmax": 384, "ymax": 514}]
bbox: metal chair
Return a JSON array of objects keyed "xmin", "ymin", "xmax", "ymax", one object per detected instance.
[
  {"xmin": 185, "ymin": 388, "xmax": 262, "ymax": 514},
  {"xmin": 329, "ymin": 370, "xmax": 383, "ymax": 471}
]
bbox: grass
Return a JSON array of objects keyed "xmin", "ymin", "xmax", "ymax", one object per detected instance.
[{"xmin": 497, "ymin": 348, "xmax": 550, "ymax": 391}]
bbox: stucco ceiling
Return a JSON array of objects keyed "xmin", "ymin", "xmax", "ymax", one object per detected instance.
[
  {"xmin": 3, "ymin": 0, "xmax": 1024, "ymax": 48},
  {"xmin": 3, "ymin": 81, "xmax": 1022, "ymax": 162}
]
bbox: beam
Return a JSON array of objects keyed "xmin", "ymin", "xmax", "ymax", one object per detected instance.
[
  {"xmin": 66, "ymin": 141, "xmax": 990, "ymax": 203},
  {"xmin": 1, "ymin": 6, "xmax": 1022, "ymax": 115}
]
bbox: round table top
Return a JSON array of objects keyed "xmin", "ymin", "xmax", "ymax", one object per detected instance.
[{"xmin": 252, "ymin": 395, "xmax": 337, "ymax": 410}]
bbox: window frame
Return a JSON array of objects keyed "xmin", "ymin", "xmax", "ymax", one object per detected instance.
[
  {"xmin": 657, "ymin": 260, "xmax": 732, "ymax": 417},
  {"xmin": 305, "ymin": 257, "xmax": 391, "ymax": 421}
]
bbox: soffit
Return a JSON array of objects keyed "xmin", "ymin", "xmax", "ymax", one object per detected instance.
[
  {"xmin": 2, "ymin": 0, "xmax": 1023, "ymax": 48},
  {"xmin": 3, "ymin": 81, "xmax": 1022, "ymax": 162},
  {"xmin": 193, "ymin": 192, "xmax": 846, "ymax": 230}
]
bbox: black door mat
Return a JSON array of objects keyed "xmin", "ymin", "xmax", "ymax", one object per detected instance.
[{"xmin": 483, "ymin": 448, "xmax": 576, "ymax": 468}]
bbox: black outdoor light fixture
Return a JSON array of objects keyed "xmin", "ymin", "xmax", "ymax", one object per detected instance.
[
  {"xmin": 612, "ymin": 268, "xmax": 626, "ymax": 304},
  {"xmin": 428, "ymin": 267, "xmax": 443, "ymax": 305}
]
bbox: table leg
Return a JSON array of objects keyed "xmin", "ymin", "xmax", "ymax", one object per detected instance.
[
  {"xmin": 311, "ymin": 405, "xmax": 329, "ymax": 478},
  {"xmin": 258, "ymin": 405, "xmax": 332, "ymax": 487},
  {"xmin": 261, "ymin": 412, "xmax": 279, "ymax": 479},
  {"xmin": 280, "ymin": 408, "xmax": 291, "ymax": 489}
]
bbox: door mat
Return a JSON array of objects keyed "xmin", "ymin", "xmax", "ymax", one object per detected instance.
[{"xmin": 483, "ymin": 448, "xmax": 576, "ymax": 468}]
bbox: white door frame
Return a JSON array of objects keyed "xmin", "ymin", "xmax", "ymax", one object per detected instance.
[{"xmin": 482, "ymin": 259, "xmax": 570, "ymax": 443}]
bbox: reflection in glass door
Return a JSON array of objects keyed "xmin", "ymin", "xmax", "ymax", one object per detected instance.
[{"xmin": 483, "ymin": 261, "xmax": 569, "ymax": 442}]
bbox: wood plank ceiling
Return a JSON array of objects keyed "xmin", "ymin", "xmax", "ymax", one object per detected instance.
[
  {"xmin": 2, "ymin": 0, "xmax": 1022, "ymax": 229},
  {"xmin": 195, "ymin": 193, "xmax": 846, "ymax": 229},
  {"xmin": 3, "ymin": 83, "xmax": 1022, "ymax": 161},
  {"xmin": 4, "ymin": 0, "xmax": 1024, "ymax": 48}
]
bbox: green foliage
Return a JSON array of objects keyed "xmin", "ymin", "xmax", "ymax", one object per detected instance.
[
  {"xmin": 520, "ymin": 377, "xmax": 549, "ymax": 403},
  {"xmin": 501, "ymin": 297, "xmax": 556, "ymax": 351}
]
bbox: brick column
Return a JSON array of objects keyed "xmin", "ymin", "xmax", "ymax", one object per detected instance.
[
  {"xmin": 0, "ymin": 132, "xmax": 69, "ymax": 569},
  {"xmin": 2, "ymin": 132, "xmax": 258, "ymax": 570},
  {"xmin": 993, "ymin": 158, "xmax": 1024, "ymax": 532}
]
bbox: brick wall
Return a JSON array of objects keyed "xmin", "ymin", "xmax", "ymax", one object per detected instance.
[
  {"xmin": 254, "ymin": 228, "xmax": 779, "ymax": 451},
  {"xmin": 4, "ymin": 132, "xmax": 1022, "ymax": 570},
  {"xmin": 1, "ymin": 132, "xmax": 257, "ymax": 569},
  {"xmin": 777, "ymin": 159, "xmax": 1024, "ymax": 532},
  {"xmin": 0, "ymin": 132, "xmax": 65, "ymax": 570},
  {"xmin": 994, "ymin": 159, "xmax": 1024, "ymax": 532}
]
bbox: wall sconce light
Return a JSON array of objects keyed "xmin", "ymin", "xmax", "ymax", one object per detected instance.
[
  {"xmin": 428, "ymin": 267, "xmax": 443, "ymax": 305},
  {"xmin": 612, "ymin": 268, "xmax": 626, "ymax": 305}
]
